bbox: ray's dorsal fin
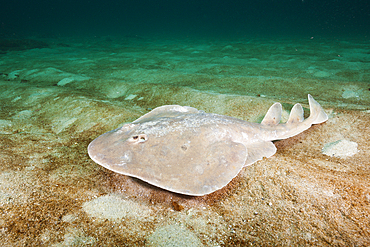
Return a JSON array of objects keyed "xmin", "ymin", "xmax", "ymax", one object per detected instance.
[
  {"xmin": 286, "ymin": 103, "xmax": 304, "ymax": 124},
  {"xmin": 266, "ymin": 94, "xmax": 328, "ymax": 140},
  {"xmin": 261, "ymin": 102, "xmax": 282, "ymax": 126},
  {"xmin": 133, "ymin": 105, "xmax": 200, "ymax": 124}
]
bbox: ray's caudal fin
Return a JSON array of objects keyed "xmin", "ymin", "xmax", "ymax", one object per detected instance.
[
  {"xmin": 306, "ymin": 94, "xmax": 328, "ymax": 124},
  {"xmin": 261, "ymin": 94, "xmax": 328, "ymax": 140}
]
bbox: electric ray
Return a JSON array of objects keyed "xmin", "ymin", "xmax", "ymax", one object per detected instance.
[{"xmin": 88, "ymin": 95, "xmax": 328, "ymax": 196}]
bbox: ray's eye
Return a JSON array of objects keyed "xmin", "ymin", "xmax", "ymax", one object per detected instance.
[{"xmin": 130, "ymin": 134, "xmax": 148, "ymax": 143}]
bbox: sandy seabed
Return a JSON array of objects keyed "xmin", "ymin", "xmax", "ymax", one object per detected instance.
[{"xmin": 0, "ymin": 36, "xmax": 369, "ymax": 246}]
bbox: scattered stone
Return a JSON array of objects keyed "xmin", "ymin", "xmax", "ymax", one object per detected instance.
[
  {"xmin": 146, "ymin": 224, "xmax": 204, "ymax": 247},
  {"xmin": 322, "ymin": 139, "xmax": 358, "ymax": 158},
  {"xmin": 124, "ymin": 94, "xmax": 137, "ymax": 100},
  {"xmin": 51, "ymin": 227, "xmax": 95, "ymax": 246},
  {"xmin": 57, "ymin": 77, "xmax": 74, "ymax": 86},
  {"xmin": 313, "ymin": 70, "xmax": 331, "ymax": 77},
  {"xmin": 7, "ymin": 70, "xmax": 22, "ymax": 80},
  {"xmin": 342, "ymin": 90, "xmax": 360, "ymax": 99}
]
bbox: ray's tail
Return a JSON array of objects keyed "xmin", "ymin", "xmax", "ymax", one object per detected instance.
[{"xmin": 261, "ymin": 94, "xmax": 328, "ymax": 140}]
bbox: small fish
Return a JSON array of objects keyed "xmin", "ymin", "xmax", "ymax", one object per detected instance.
[{"xmin": 88, "ymin": 95, "xmax": 328, "ymax": 196}]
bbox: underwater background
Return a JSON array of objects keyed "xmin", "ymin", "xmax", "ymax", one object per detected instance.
[
  {"xmin": 0, "ymin": 0, "xmax": 369, "ymax": 246},
  {"xmin": 1, "ymin": 0, "xmax": 370, "ymax": 38}
]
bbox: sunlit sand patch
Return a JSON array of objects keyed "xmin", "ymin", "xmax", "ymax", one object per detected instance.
[{"xmin": 82, "ymin": 194, "xmax": 152, "ymax": 221}]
